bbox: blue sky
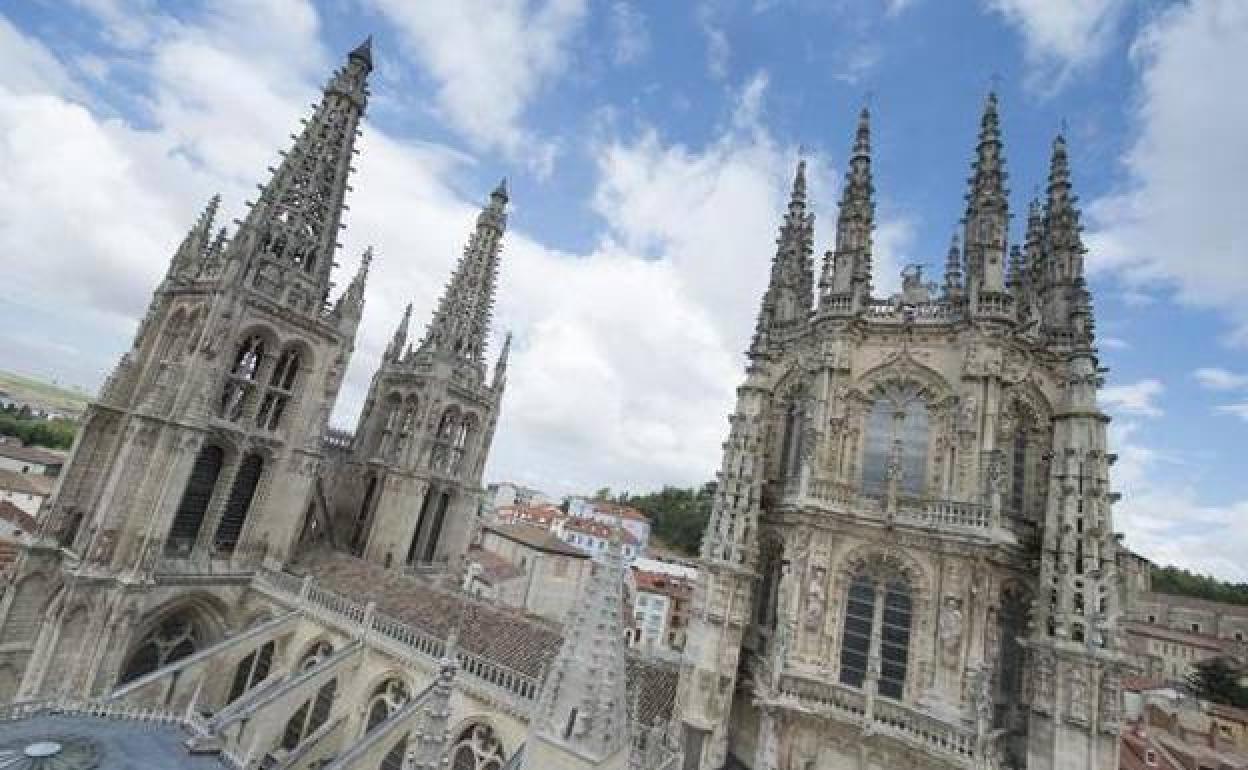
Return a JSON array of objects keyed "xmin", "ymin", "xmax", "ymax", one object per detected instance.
[{"xmin": 2, "ymin": 1, "xmax": 1248, "ymax": 579}]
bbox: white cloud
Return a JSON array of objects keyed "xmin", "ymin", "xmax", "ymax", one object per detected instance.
[
  {"xmin": 1194, "ymin": 367, "xmax": 1248, "ymax": 391},
  {"xmin": 1100, "ymin": 378, "xmax": 1164, "ymax": 418},
  {"xmin": 608, "ymin": 2, "xmax": 649, "ymax": 66},
  {"xmin": 1100, "ymin": 336, "xmax": 1130, "ymax": 350},
  {"xmin": 1087, "ymin": 1, "xmax": 1248, "ymax": 345},
  {"xmin": 1216, "ymin": 403, "xmax": 1248, "ymax": 423},
  {"xmin": 697, "ymin": 2, "xmax": 731, "ymax": 80},
  {"xmin": 368, "ymin": 0, "xmax": 587, "ymax": 175},
  {"xmin": 983, "ymin": 0, "xmax": 1127, "ymax": 89}
]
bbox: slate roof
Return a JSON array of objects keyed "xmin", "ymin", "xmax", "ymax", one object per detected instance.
[
  {"xmin": 0, "ymin": 443, "xmax": 65, "ymax": 468},
  {"xmin": 486, "ymin": 522, "xmax": 589, "ymax": 558},
  {"xmin": 290, "ymin": 550, "xmax": 680, "ymax": 724}
]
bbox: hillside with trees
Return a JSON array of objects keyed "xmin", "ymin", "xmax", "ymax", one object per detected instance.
[
  {"xmin": 1151, "ymin": 565, "xmax": 1248, "ymax": 606},
  {"xmin": 610, "ymin": 483, "xmax": 714, "ymax": 557}
]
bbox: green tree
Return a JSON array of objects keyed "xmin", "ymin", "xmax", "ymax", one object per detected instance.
[
  {"xmin": 1151, "ymin": 565, "xmax": 1248, "ymax": 606},
  {"xmin": 620, "ymin": 482, "xmax": 714, "ymax": 556},
  {"xmin": 1187, "ymin": 657, "xmax": 1248, "ymax": 708}
]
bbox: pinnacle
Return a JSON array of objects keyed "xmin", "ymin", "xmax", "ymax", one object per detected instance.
[
  {"xmin": 492, "ymin": 177, "xmax": 509, "ymax": 201},
  {"xmin": 853, "ymin": 106, "xmax": 871, "ymax": 158},
  {"xmin": 789, "ymin": 159, "xmax": 807, "ymax": 207},
  {"xmin": 349, "ymin": 35, "xmax": 374, "ymax": 71}
]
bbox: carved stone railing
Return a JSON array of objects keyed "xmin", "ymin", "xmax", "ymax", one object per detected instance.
[
  {"xmin": 774, "ymin": 676, "xmax": 977, "ymax": 767},
  {"xmin": 253, "ymin": 569, "xmax": 542, "ymax": 713},
  {"xmin": 0, "ymin": 696, "xmax": 246, "ymax": 768},
  {"xmin": 322, "ymin": 428, "xmax": 354, "ymax": 451},
  {"xmin": 864, "ymin": 299, "xmax": 963, "ymax": 323},
  {"xmin": 896, "ymin": 499, "xmax": 990, "ymax": 531}
]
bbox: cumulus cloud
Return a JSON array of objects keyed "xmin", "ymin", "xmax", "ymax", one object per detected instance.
[
  {"xmin": 983, "ymin": 0, "xmax": 1127, "ymax": 89},
  {"xmin": 608, "ymin": 2, "xmax": 649, "ymax": 66},
  {"xmin": 1194, "ymin": 367, "xmax": 1248, "ymax": 391},
  {"xmin": 368, "ymin": 0, "xmax": 587, "ymax": 175},
  {"xmin": 1099, "ymin": 378, "xmax": 1164, "ymax": 418},
  {"xmin": 1087, "ymin": 1, "xmax": 1248, "ymax": 346}
]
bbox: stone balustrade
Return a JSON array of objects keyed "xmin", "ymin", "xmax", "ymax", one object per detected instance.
[
  {"xmin": 786, "ymin": 482, "xmax": 993, "ymax": 536},
  {"xmin": 895, "ymin": 499, "xmax": 990, "ymax": 531},
  {"xmin": 775, "ymin": 675, "xmax": 978, "ymax": 767}
]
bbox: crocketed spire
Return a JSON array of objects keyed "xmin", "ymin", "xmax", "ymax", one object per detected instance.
[
  {"xmin": 821, "ymin": 107, "xmax": 875, "ymax": 314},
  {"xmin": 385, "ymin": 303, "xmax": 413, "ymax": 363},
  {"xmin": 750, "ymin": 160, "xmax": 814, "ymax": 356},
  {"xmin": 418, "ymin": 181, "xmax": 508, "ymax": 365},
  {"xmin": 963, "ymin": 92, "xmax": 1009, "ymax": 296},
  {"xmin": 1043, "ymin": 134, "xmax": 1086, "ymax": 285},
  {"xmin": 230, "ymin": 42, "xmax": 371, "ymax": 306},
  {"xmin": 168, "ymin": 194, "xmax": 220, "ymax": 281},
  {"xmin": 943, "ymin": 231, "xmax": 963, "ymax": 296}
]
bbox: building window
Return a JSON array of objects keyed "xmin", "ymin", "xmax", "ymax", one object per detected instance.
[
  {"xmin": 449, "ymin": 723, "xmax": 505, "ymax": 769},
  {"xmin": 165, "ymin": 445, "xmax": 225, "ymax": 556},
  {"xmin": 219, "ymin": 336, "xmax": 266, "ymax": 421},
  {"xmin": 861, "ymin": 382, "xmax": 929, "ymax": 500},
  {"xmin": 256, "ymin": 348, "xmax": 301, "ymax": 431},
  {"xmin": 838, "ymin": 559, "xmax": 913, "ymax": 700},
  {"xmin": 1192, "ymin": 623, "xmax": 1201, "ymax": 633},
  {"xmin": 282, "ymin": 678, "xmax": 337, "ymax": 750},
  {"xmin": 214, "ymin": 453, "xmax": 264, "ymax": 553},
  {"xmin": 119, "ymin": 610, "xmax": 202, "ymax": 685},
  {"xmin": 365, "ymin": 678, "xmax": 410, "ymax": 733},
  {"xmin": 228, "ymin": 640, "xmax": 275, "ymax": 703},
  {"xmin": 380, "ymin": 734, "xmax": 409, "ymax": 770}
]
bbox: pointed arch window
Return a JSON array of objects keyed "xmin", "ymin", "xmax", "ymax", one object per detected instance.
[
  {"xmin": 256, "ymin": 348, "xmax": 300, "ymax": 431},
  {"xmin": 861, "ymin": 382, "xmax": 930, "ymax": 500},
  {"xmin": 365, "ymin": 678, "xmax": 410, "ymax": 733},
  {"xmin": 780, "ymin": 401, "xmax": 804, "ymax": 481},
  {"xmin": 219, "ymin": 336, "xmax": 266, "ymax": 421},
  {"xmin": 166, "ymin": 445, "xmax": 225, "ymax": 556},
  {"xmin": 380, "ymin": 735, "xmax": 409, "ymax": 770},
  {"xmin": 838, "ymin": 558, "xmax": 913, "ymax": 700},
  {"xmin": 119, "ymin": 610, "xmax": 202, "ymax": 685},
  {"xmin": 214, "ymin": 453, "xmax": 264, "ymax": 553},
  {"xmin": 450, "ymin": 723, "xmax": 505, "ymax": 770},
  {"xmin": 228, "ymin": 640, "xmax": 275, "ymax": 703}
]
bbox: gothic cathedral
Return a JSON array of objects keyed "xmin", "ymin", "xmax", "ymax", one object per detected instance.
[
  {"xmin": 0, "ymin": 39, "xmax": 510, "ymax": 702},
  {"xmin": 674, "ymin": 99, "xmax": 1126, "ymax": 770}
]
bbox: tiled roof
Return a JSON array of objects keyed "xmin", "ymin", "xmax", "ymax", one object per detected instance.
[
  {"xmin": 467, "ymin": 546, "xmax": 526, "ymax": 584},
  {"xmin": 563, "ymin": 516, "xmax": 640, "ymax": 545},
  {"xmin": 1123, "ymin": 620, "xmax": 1233, "ymax": 651},
  {"xmin": 487, "ymin": 522, "xmax": 589, "ymax": 558},
  {"xmin": 0, "ymin": 442, "xmax": 66, "ymax": 467},
  {"xmin": 294, "ymin": 549, "xmax": 563, "ymax": 678},
  {"xmin": 290, "ymin": 550, "xmax": 680, "ymax": 725},
  {"xmin": 0, "ymin": 500, "xmax": 38, "ymax": 533},
  {"xmin": 1119, "ymin": 723, "xmax": 1183, "ymax": 770},
  {"xmin": 0, "ymin": 469, "xmax": 54, "ymax": 497},
  {"xmin": 588, "ymin": 501, "xmax": 649, "ymax": 523},
  {"xmin": 634, "ymin": 569, "xmax": 693, "ymax": 598}
]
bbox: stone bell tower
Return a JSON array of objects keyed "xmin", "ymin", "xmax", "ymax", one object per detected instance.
[
  {"xmin": 0, "ymin": 39, "xmax": 375, "ymax": 699},
  {"xmin": 330, "ymin": 181, "xmax": 511, "ymax": 573}
]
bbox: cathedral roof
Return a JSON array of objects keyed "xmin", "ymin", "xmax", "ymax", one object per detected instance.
[
  {"xmin": 0, "ymin": 714, "xmax": 232, "ymax": 769},
  {"xmin": 290, "ymin": 550, "xmax": 679, "ymax": 725}
]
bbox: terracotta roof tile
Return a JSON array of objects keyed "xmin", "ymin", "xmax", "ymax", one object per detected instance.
[
  {"xmin": 0, "ymin": 469, "xmax": 53, "ymax": 497},
  {"xmin": 291, "ymin": 550, "xmax": 680, "ymax": 725},
  {"xmin": 0, "ymin": 443, "xmax": 65, "ymax": 467},
  {"xmin": 0, "ymin": 501, "xmax": 37, "ymax": 533},
  {"xmin": 487, "ymin": 522, "xmax": 589, "ymax": 558}
]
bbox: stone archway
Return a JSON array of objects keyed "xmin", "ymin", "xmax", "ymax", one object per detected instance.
[{"xmin": 449, "ymin": 721, "xmax": 506, "ymax": 770}]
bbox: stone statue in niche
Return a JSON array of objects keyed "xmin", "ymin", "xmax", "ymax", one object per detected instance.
[
  {"xmin": 959, "ymin": 396, "xmax": 978, "ymax": 433},
  {"xmin": 1100, "ymin": 669, "xmax": 1122, "ymax": 729},
  {"xmin": 804, "ymin": 565, "xmax": 827, "ymax": 632},
  {"xmin": 1068, "ymin": 667, "xmax": 1089, "ymax": 723},
  {"xmin": 939, "ymin": 596, "xmax": 964, "ymax": 666},
  {"xmin": 984, "ymin": 606, "xmax": 1001, "ymax": 663},
  {"xmin": 1032, "ymin": 653, "xmax": 1055, "ymax": 714}
]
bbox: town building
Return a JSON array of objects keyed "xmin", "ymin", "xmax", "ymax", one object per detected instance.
[
  {"xmin": 554, "ymin": 515, "xmax": 641, "ymax": 564},
  {"xmin": 629, "ymin": 565, "xmax": 694, "ymax": 659},
  {"xmin": 675, "ymin": 98, "xmax": 1128, "ymax": 770},
  {"xmin": 464, "ymin": 521, "xmax": 592, "ymax": 623},
  {"xmin": 487, "ymin": 480, "xmax": 551, "ymax": 510},
  {"xmin": 567, "ymin": 498, "xmax": 652, "ymax": 550},
  {"xmin": 1124, "ymin": 620, "xmax": 1243, "ymax": 683},
  {"xmin": 495, "ymin": 502, "xmax": 566, "ymax": 530},
  {"xmin": 0, "ymin": 439, "xmax": 65, "ymax": 476},
  {"xmin": 0, "ymin": 469, "xmax": 54, "ymax": 518}
]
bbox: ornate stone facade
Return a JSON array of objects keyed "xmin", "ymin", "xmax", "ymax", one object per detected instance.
[{"xmin": 674, "ymin": 99, "xmax": 1126, "ymax": 770}]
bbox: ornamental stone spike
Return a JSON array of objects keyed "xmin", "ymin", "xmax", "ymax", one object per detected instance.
[
  {"xmin": 750, "ymin": 159, "xmax": 814, "ymax": 357},
  {"xmin": 168, "ymin": 194, "xmax": 220, "ymax": 280},
  {"xmin": 823, "ymin": 106, "xmax": 875, "ymax": 311},
  {"xmin": 964, "ymin": 91, "xmax": 1009, "ymax": 297},
  {"xmin": 418, "ymin": 181, "xmax": 509, "ymax": 365},
  {"xmin": 386, "ymin": 303, "xmax": 413, "ymax": 363}
]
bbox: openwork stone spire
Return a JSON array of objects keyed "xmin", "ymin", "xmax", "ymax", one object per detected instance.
[
  {"xmin": 529, "ymin": 516, "xmax": 630, "ymax": 767},
  {"xmin": 963, "ymin": 92, "xmax": 1009, "ymax": 296},
  {"xmin": 942, "ymin": 231, "xmax": 963, "ymax": 296},
  {"xmin": 1043, "ymin": 134, "xmax": 1086, "ymax": 286},
  {"xmin": 168, "ymin": 194, "xmax": 220, "ymax": 281},
  {"xmin": 418, "ymin": 180, "xmax": 508, "ymax": 364},
  {"xmin": 751, "ymin": 160, "xmax": 814, "ymax": 356},
  {"xmin": 385, "ymin": 303, "xmax": 413, "ymax": 363},
  {"xmin": 231, "ymin": 39, "xmax": 372, "ymax": 304}
]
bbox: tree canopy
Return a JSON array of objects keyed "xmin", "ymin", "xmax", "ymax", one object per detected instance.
[
  {"xmin": 0, "ymin": 405, "xmax": 77, "ymax": 450},
  {"xmin": 1187, "ymin": 657, "xmax": 1248, "ymax": 708},
  {"xmin": 614, "ymin": 483, "xmax": 714, "ymax": 557},
  {"xmin": 1151, "ymin": 565, "xmax": 1248, "ymax": 607}
]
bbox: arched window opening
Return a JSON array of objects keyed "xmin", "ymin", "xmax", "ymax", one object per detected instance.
[
  {"xmin": 281, "ymin": 702, "xmax": 311, "ymax": 750},
  {"xmin": 420, "ymin": 492, "xmax": 451, "ymax": 564},
  {"xmin": 365, "ymin": 678, "xmax": 410, "ymax": 733},
  {"xmin": 995, "ymin": 588, "xmax": 1028, "ymax": 729},
  {"xmin": 780, "ymin": 401, "xmax": 804, "ymax": 481},
  {"xmin": 377, "ymin": 394, "xmax": 402, "ymax": 459},
  {"xmin": 838, "ymin": 558, "xmax": 914, "ymax": 700},
  {"xmin": 119, "ymin": 610, "xmax": 202, "ymax": 685},
  {"xmin": 380, "ymin": 735, "xmax": 409, "ymax": 770},
  {"xmin": 166, "ymin": 445, "xmax": 225, "ymax": 556},
  {"xmin": 430, "ymin": 407, "xmax": 463, "ymax": 475},
  {"xmin": 256, "ymin": 348, "xmax": 300, "ymax": 431},
  {"xmin": 407, "ymin": 488, "xmax": 438, "ymax": 566},
  {"xmin": 214, "ymin": 454, "xmax": 264, "ymax": 553},
  {"xmin": 308, "ymin": 678, "xmax": 337, "ymax": 733},
  {"xmin": 219, "ymin": 336, "xmax": 266, "ymax": 421},
  {"xmin": 838, "ymin": 574, "xmax": 874, "ymax": 689},
  {"xmin": 1010, "ymin": 427, "xmax": 1028, "ymax": 515},
  {"xmin": 391, "ymin": 407, "xmax": 416, "ymax": 463},
  {"xmin": 450, "ymin": 723, "xmax": 505, "ymax": 770},
  {"xmin": 300, "ymin": 640, "xmax": 334, "ymax": 671},
  {"xmin": 228, "ymin": 640, "xmax": 275, "ymax": 704},
  {"xmin": 861, "ymin": 382, "xmax": 930, "ymax": 500},
  {"xmin": 351, "ymin": 475, "xmax": 378, "ymax": 555}
]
